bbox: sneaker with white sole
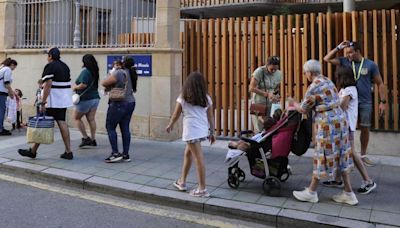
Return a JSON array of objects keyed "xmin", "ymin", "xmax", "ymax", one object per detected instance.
[
  {"xmin": 105, "ymin": 153, "xmax": 123, "ymax": 163},
  {"xmin": 173, "ymin": 180, "xmax": 187, "ymax": 191},
  {"xmin": 189, "ymin": 188, "xmax": 210, "ymax": 197},
  {"xmin": 361, "ymin": 156, "xmax": 375, "ymax": 167},
  {"xmin": 357, "ymin": 182, "xmax": 377, "ymax": 195},
  {"xmin": 322, "ymin": 180, "xmax": 344, "ymax": 188},
  {"xmin": 332, "ymin": 191, "xmax": 358, "ymax": 205},
  {"xmin": 293, "ymin": 188, "xmax": 318, "ymax": 203}
]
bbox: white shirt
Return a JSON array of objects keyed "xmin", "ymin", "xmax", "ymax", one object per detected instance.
[
  {"xmin": 177, "ymin": 95, "xmax": 212, "ymax": 141},
  {"xmin": 0, "ymin": 66, "xmax": 13, "ymax": 93},
  {"xmin": 339, "ymin": 86, "xmax": 358, "ymax": 131}
]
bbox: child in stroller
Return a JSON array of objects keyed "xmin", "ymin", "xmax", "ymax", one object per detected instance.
[{"xmin": 225, "ymin": 106, "xmax": 304, "ymax": 196}]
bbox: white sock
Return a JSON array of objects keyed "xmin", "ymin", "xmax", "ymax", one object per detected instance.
[{"xmin": 345, "ymin": 191, "xmax": 354, "ymax": 196}]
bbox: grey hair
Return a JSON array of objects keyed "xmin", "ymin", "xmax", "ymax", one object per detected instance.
[{"xmin": 303, "ymin": 59, "xmax": 322, "ymax": 75}]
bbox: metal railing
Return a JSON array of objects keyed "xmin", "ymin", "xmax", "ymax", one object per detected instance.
[
  {"xmin": 16, "ymin": 0, "xmax": 156, "ymax": 49},
  {"xmin": 181, "ymin": 0, "xmax": 343, "ymax": 8}
]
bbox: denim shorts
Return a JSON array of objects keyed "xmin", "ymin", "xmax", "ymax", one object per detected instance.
[
  {"xmin": 358, "ymin": 104, "xmax": 372, "ymax": 127},
  {"xmin": 75, "ymin": 98, "xmax": 100, "ymax": 114}
]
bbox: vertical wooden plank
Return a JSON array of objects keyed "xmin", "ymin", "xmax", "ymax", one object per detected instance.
[
  {"xmin": 229, "ymin": 18, "xmax": 235, "ymax": 136},
  {"xmin": 318, "ymin": 13, "xmax": 324, "ymax": 73},
  {"xmin": 196, "ymin": 20, "xmax": 202, "ymax": 71},
  {"xmin": 190, "ymin": 20, "xmax": 195, "ymax": 72},
  {"xmin": 373, "ymin": 10, "xmax": 379, "ymax": 129},
  {"xmin": 343, "ymin": 12, "xmax": 350, "ymax": 41},
  {"xmin": 243, "ymin": 17, "xmax": 249, "ymax": 131},
  {"xmin": 184, "ymin": 21, "xmax": 190, "ymax": 80},
  {"xmin": 236, "ymin": 17, "xmax": 242, "ymax": 135},
  {"xmin": 202, "ymin": 20, "xmax": 208, "ymax": 81},
  {"xmin": 265, "ymin": 16, "xmax": 271, "ymax": 60},
  {"xmin": 250, "ymin": 17, "xmax": 256, "ymax": 72},
  {"xmin": 327, "ymin": 12, "xmax": 333, "ymax": 80},
  {"xmin": 272, "ymin": 15, "xmax": 278, "ymax": 55},
  {"xmin": 222, "ymin": 18, "xmax": 228, "ymax": 136},
  {"xmin": 302, "ymin": 14, "xmax": 309, "ymax": 99},
  {"xmin": 208, "ymin": 18, "xmax": 215, "ymax": 101},
  {"xmin": 351, "ymin": 11, "xmax": 358, "ymax": 41},
  {"xmin": 310, "ymin": 13, "xmax": 316, "ymax": 59},
  {"xmin": 215, "ymin": 19, "xmax": 221, "ymax": 135},
  {"xmin": 363, "ymin": 10, "xmax": 369, "ymax": 59},
  {"xmin": 279, "ymin": 15, "xmax": 285, "ymax": 105},
  {"xmin": 382, "ymin": 10, "xmax": 389, "ymax": 130},
  {"xmin": 295, "ymin": 14, "xmax": 301, "ymax": 100},
  {"xmin": 391, "ymin": 10, "xmax": 398, "ymax": 130},
  {"xmin": 257, "ymin": 16, "xmax": 263, "ymax": 66},
  {"xmin": 287, "ymin": 14, "xmax": 293, "ymax": 98}
]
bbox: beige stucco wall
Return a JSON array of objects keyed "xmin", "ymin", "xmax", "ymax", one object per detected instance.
[{"xmin": 5, "ymin": 48, "xmax": 181, "ymax": 139}]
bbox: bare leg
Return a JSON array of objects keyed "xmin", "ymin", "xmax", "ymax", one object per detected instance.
[
  {"xmin": 308, "ymin": 176, "xmax": 319, "ymax": 192},
  {"xmin": 85, "ymin": 107, "xmax": 98, "ymax": 140},
  {"xmin": 342, "ymin": 170, "xmax": 353, "ymax": 193},
  {"xmin": 351, "ymin": 139, "xmax": 371, "ymax": 181},
  {"xmin": 57, "ymin": 120, "xmax": 71, "ymax": 153},
  {"xmin": 187, "ymin": 142, "xmax": 206, "ymax": 190},
  {"xmin": 74, "ymin": 110, "xmax": 88, "ymax": 139},
  {"xmin": 31, "ymin": 143, "xmax": 40, "ymax": 154},
  {"xmin": 179, "ymin": 145, "xmax": 192, "ymax": 184},
  {"xmin": 360, "ymin": 126, "xmax": 369, "ymax": 156}
]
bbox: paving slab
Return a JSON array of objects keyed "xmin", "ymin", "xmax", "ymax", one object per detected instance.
[{"xmin": 41, "ymin": 168, "xmax": 92, "ymax": 183}]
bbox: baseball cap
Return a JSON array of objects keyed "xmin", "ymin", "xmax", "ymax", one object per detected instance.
[{"xmin": 45, "ymin": 47, "xmax": 61, "ymax": 59}]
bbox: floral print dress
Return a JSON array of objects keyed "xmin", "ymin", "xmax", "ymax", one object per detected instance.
[{"xmin": 301, "ymin": 75, "xmax": 353, "ymax": 179}]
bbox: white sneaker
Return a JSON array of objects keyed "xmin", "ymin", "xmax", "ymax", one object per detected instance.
[
  {"xmin": 332, "ymin": 191, "xmax": 358, "ymax": 205},
  {"xmin": 293, "ymin": 188, "xmax": 318, "ymax": 203}
]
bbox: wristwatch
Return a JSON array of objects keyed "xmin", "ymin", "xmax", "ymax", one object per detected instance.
[{"xmin": 379, "ymin": 99, "xmax": 386, "ymax": 104}]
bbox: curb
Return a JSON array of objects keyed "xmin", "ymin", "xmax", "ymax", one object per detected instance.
[{"xmin": 0, "ymin": 159, "xmax": 384, "ymax": 228}]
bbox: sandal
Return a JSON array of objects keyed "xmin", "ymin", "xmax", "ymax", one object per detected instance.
[
  {"xmin": 173, "ymin": 180, "xmax": 187, "ymax": 191},
  {"xmin": 189, "ymin": 188, "xmax": 210, "ymax": 198}
]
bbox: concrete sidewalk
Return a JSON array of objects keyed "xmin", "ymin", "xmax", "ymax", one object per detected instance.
[{"xmin": 0, "ymin": 129, "xmax": 399, "ymax": 227}]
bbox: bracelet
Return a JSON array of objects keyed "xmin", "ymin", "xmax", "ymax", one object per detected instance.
[
  {"xmin": 336, "ymin": 46, "xmax": 341, "ymax": 51},
  {"xmin": 379, "ymin": 99, "xmax": 386, "ymax": 104}
]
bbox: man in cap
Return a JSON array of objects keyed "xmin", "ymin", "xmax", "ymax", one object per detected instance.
[{"xmin": 18, "ymin": 47, "xmax": 74, "ymax": 160}]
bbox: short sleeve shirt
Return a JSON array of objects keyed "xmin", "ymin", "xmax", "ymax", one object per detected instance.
[
  {"xmin": 339, "ymin": 57, "xmax": 380, "ymax": 104},
  {"xmin": 112, "ymin": 69, "xmax": 135, "ymax": 103},
  {"xmin": 0, "ymin": 66, "xmax": 13, "ymax": 94},
  {"xmin": 75, "ymin": 68, "xmax": 100, "ymax": 101},
  {"xmin": 339, "ymin": 86, "xmax": 358, "ymax": 131},
  {"xmin": 300, "ymin": 76, "xmax": 340, "ymax": 112},
  {"xmin": 177, "ymin": 95, "xmax": 213, "ymax": 141},
  {"xmin": 251, "ymin": 66, "xmax": 282, "ymax": 104},
  {"xmin": 41, "ymin": 60, "xmax": 73, "ymax": 108}
]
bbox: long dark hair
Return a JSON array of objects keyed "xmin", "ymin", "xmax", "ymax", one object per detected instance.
[
  {"xmin": 335, "ymin": 65, "xmax": 356, "ymax": 89},
  {"xmin": 82, "ymin": 54, "xmax": 99, "ymax": 82},
  {"xmin": 2, "ymin": 58, "xmax": 17, "ymax": 66},
  {"xmin": 123, "ymin": 56, "xmax": 138, "ymax": 92},
  {"xmin": 182, "ymin": 72, "xmax": 209, "ymax": 107}
]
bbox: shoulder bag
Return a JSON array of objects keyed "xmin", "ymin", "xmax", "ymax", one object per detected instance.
[
  {"xmin": 72, "ymin": 77, "xmax": 95, "ymax": 105},
  {"xmin": 109, "ymin": 70, "xmax": 128, "ymax": 101},
  {"xmin": 250, "ymin": 72, "xmax": 268, "ymax": 116}
]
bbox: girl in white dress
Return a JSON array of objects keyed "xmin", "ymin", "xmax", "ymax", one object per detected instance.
[{"xmin": 166, "ymin": 72, "xmax": 215, "ymax": 197}]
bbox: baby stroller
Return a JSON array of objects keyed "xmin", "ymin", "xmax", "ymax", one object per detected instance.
[{"xmin": 225, "ymin": 111, "xmax": 312, "ymax": 197}]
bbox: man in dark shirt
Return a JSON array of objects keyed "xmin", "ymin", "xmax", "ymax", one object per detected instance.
[
  {"xmin": 324, "ymin": 41, "xmax": 386, "ymax": 167},
  {"xmin": 18, "ymin": 47, "xmax": 74, "ymax": 160}
]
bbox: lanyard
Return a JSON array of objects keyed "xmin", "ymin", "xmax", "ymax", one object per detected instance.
[{"xmin": 352, "ymin": 58, "xmax": 364, "ymax": 81}]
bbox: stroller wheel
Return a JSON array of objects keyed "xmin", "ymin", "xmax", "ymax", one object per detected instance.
[
  {"xmin": 238, "ymin": 169, "xmax": 246, "ymax": 182},
  {"xmin": 263, "ymin": 176, "xmax": 281, "ymax": 197},
  {"xmin": 227, "ymin": 174, "xmax": 240, "ymax": 189},
  {"xmin": 280, "ymin": 171, "xmax": 290, "ymax": 182}
]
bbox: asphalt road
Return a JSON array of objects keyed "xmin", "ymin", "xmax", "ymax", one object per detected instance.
[{"xmin": 0, "ymin": 176, "xmax": 265, "ymax": 228}]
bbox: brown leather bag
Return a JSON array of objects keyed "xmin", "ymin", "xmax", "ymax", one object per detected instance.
[
  {"xmin": 109, "ymin": 71, "xmax": 128, "ymax": 101},
  {"xmin": 250, "ymin": 103, "xmax": 267, "ymax": 116}
]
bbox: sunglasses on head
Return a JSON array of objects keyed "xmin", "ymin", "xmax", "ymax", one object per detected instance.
[{"xmin": 270, "ymin": 56, "xmax": 280, "ymax": 65}]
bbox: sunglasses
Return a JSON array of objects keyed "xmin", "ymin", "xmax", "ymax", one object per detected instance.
[{"xmin": 270, "ymin": 56, "xmax": 280, "ymax": 65}]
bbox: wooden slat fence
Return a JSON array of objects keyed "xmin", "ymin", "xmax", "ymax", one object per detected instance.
[
  {"xmin": 181, "ymin": 9, "xmax": 400, "ymax": 137},
  {"xmin": 181, "ymin": 0, "xmax": 343, "ymax": 8}
]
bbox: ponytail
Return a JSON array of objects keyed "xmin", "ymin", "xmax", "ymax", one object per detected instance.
[{"xmin": 123, "ymin": 56, "xmax": 138, "ymax": 92}]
